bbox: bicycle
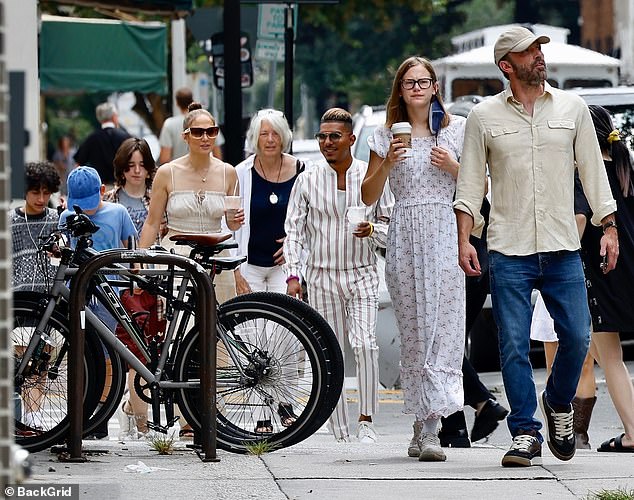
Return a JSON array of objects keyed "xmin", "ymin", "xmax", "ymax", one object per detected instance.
[{"xmin": 13, "ymin": 209, "xmax": 344, "ymax": 453}]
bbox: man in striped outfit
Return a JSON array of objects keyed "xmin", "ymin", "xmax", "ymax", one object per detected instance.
[{"xmin": 284, "ymin": 108, "xmax": 394, "ymax": 443}]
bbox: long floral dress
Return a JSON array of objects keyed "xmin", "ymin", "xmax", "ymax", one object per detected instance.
[{"xmin": 368, "ymin": 116, "xmax": 466, "ymax": 421}]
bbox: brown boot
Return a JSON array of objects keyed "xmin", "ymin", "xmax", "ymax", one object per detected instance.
[{"xmin": 572, "ymin": 396, "xmax": 596, "ymax": 449}]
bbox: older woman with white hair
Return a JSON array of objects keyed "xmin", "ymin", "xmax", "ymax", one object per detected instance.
[
  {"xmin": 232, "ymin": 109, "xmax": 306, "ymax": 434},
  {"xmin": 233, "ymin": 109, "xmax": 305, "ymax": 297}
]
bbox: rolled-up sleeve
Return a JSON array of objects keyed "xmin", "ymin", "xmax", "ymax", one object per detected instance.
[{"xmin": 453, "ymin": 111, "xmax": 488, "ymax": 237}]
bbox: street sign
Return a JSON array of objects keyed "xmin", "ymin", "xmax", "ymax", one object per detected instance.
[
  {"xmin": 255, "ymin": 39, "xmax": 284, "ymax": 63},
  {"xmin": 257, "ymin": 4, "xmax": 297, "ymax": 39}
]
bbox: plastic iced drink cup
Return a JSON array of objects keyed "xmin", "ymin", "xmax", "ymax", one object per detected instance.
[
  {"xmin": 347, "ymin": 206, "xmax": 366, "ymax": 233},
  {"xmin": 224, "ymin": 195, "xmax": 241, "ymax": 211}
]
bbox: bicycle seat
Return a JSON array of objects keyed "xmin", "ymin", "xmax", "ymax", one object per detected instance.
[{"xmin": 169, "ymin": 233, "xmax": 233, "ymax": 247}]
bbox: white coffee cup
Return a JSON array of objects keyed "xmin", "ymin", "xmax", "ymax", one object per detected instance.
[
  {"xmin": 224, "ymin": 195, "xmax": 241, "ymax": 211},
  {"xmin": 347, "ymin": 206, "xmax": 366, "ymax": 233},
  {"xmin": 391, "ymin": 122, "xmax": 412, "ymax": 148}
]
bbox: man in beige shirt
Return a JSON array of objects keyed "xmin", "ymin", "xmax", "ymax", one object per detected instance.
[{"xmin": 453, "ymin": 26, "xmax": 619, "ymax": 468}]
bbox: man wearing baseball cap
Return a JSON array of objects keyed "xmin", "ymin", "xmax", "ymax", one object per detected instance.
[{"xmin": 453, "ymin": 26, "xmax": 619, "ymax": 467}]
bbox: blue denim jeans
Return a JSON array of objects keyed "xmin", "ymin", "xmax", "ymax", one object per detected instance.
[{"xmin": 489, "ymin": 250, "xmax": 590, "ymax": 440}]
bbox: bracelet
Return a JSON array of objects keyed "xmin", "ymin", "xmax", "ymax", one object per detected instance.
[
  {"xmin": 368, "ymin": 222, "xmax": 374, "ymax": 236},
  {"xmin": 285, "ymin": 275, "xmax": 300, "ymax": 284},
  {"xmin": 602, "ymin": 220, "xmax": 617, "ymax": 233}
]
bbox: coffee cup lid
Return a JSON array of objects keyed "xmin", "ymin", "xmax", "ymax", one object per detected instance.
[{"xmin": 391, "ymin": 122, "xmax": 412, "ymax": 133}]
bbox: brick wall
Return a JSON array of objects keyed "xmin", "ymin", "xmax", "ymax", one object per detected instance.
[{"xmin": 0, "ymin": 0, "xmax": 12, "ymax": 490}]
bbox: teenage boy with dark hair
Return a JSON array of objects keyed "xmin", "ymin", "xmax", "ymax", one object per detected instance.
[
  {"xmin": 10, "ymin": 161, "xmax": 61, "ymax": 292},
  {"xmin": 10, "ymin": 162, "xmax": 61, "ymax": 431}
]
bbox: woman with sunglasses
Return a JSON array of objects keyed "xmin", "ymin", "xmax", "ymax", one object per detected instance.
[
  {"xmin": 140, "ymin": 102, "xmax": 242, "ymax": 299},
  {"xmin": 361, "ymin": 56, "xmax": 466, "ymax": 462},
  {"xmin": 139, "ymin": 102, "xmax": 243, "ymax": 438},
  {"xmin": 232, "ymin": 109, "xmax": 305, "ymax": 433}
]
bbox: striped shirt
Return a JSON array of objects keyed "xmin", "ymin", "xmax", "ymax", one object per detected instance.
[{"xmin": 284, "ymin": 158, "xmax": 393, "ymax": 278}]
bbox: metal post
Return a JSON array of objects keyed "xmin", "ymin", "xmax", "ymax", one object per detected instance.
[
  {"xmin": 283, "ymin": 3, "xmax": 294, "ymax": 133},
  {"xmin": 223, "ymin": 1, "xmax": 242, "ymax": 166},
  {"xmin": 67, "ymin": 249, "xmax": 218, "ymax": 461}
]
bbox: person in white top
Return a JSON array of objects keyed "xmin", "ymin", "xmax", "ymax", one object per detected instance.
[{"xmin": 284, "ymin": 108, "xmax": 393, "ymax": 443}]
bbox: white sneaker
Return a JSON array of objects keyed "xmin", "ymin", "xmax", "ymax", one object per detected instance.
[
  {"xmin": 357, "ymin": 421, "xmax": 377, "ymax": 444},
  {"xmin": 116, "ymin": 399, "xmax": 136, "ymax": 440},
  {"xmin": 336, "ymin": 435, "xmax": 351, "ymax": 443}
]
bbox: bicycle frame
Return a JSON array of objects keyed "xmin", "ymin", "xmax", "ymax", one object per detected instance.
[{"xmin": 16, "ymin": 247, "xmax": 254, "ymax": 400}]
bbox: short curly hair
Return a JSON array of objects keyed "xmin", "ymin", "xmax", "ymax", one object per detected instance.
[{"xmin": 25, "ymin": 161, "xmax": 61, "ymax": 195}]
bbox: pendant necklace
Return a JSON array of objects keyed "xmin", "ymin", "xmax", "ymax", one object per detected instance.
[
  {"xmin": 199, "ymin": 163, "xmax": 211, "ymax": 183},
  {"xmin": 258, "ymin": 156, "xmax": 283, "ymax": 205}
]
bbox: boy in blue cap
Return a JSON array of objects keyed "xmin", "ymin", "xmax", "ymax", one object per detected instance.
[
  {"xmin": 59, "ymin": 166, "xmax": 138, "ymax": 439},
  {"xmin": 60, "ymin": 166, "xmax": 138, "ymax": 254}
]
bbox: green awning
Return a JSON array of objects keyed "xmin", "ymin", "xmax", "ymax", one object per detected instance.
[{"xmin": 40, "ymin": 15, "xmax": 167, "ymax": 94}]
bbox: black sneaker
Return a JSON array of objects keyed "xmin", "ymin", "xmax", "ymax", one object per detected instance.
[
  {"xmin": 539, "ymin": 390, "xmax": 575, "ymax": 461},
  {"xmin": 501, "ymin": 432, "xmax": 542, "ymax": 467},
  {"xmin": 439, "ymin": 428, "xmax": 471, "ymax": 448},
  {"xmin": 471, "ymin": 399, "xmax": 509, "ymax": 442}
]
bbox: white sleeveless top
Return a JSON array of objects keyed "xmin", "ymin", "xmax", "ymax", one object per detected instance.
[{"xmin": 165, "ymin": 164, "xmax": 226, "ymax": 233}]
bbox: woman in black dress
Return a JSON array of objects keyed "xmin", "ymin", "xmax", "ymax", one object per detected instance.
[{"xmin": 575, "ymin": 104, "xmax": 634, "ymax": 452}]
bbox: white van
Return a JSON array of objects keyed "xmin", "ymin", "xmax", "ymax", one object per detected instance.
[{"xmin": 433, "ymin": 24, "xmax": 620, "ymax": 103}]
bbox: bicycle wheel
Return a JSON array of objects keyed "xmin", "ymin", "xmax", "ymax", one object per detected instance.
[
  {"xmin": 175, "ymin": 292, "xmax": 343, "ymax": 453},
  {"xmin": 224, "ymin": 292, "xmax": 344, "ymax": 435},
  {"xmin": 12, "ymin": 292, "xmax": 105, "ymax": 452},
  {"xmin": 216, "ymin": 292, "xmax": 344, "ymax": 441}
]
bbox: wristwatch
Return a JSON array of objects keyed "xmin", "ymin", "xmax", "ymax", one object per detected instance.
[{"xmin": 602, "ymin": 220, "xmax": 617, "ymax": 233}]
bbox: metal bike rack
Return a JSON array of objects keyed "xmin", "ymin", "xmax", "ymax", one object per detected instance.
[{"xmin": 67, "ymin": 249, "xmax": 220, "ymax": 462}]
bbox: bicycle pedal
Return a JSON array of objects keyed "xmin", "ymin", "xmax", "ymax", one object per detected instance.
[{"xmin": 147, "ymin": 422, "xmax": 168, "ymax": 434}]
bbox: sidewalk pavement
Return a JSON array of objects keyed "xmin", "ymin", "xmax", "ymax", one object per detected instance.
[{"xmin": 21, "ymin": 367, "xmax": 634, "ymax": 500}]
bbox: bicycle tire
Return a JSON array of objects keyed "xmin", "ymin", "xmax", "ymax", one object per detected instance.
[
  {"xmin": 12, "ymin": 292, "xmax": 104, "ymax": 452},
  {"xmin": 175, "ymin": 292, "xmax": 343, "ymax": 453},
  {"xmin": 223, "ymin": 292, "xmax": 344, "ymax": 435},
  {"xmin": 216, "ymin": 292, "xmax": 344, "ymax": 440}
]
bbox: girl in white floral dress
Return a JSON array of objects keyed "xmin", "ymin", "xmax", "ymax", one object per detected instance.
[{"xmin": 362, "ymin": 56, "xmax": 465, "ymax": 462}]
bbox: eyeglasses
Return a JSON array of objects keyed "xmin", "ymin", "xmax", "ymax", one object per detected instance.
[
  {"xmin": 400, "ymin": 78, "xmax": 434, "ymax": 90},
  {"xmin": 185, "ymin": 126, "xmax": 219, "ymax": 139},
  {"xmin": 315, "ymin": 132, "xmax": 348, "ymax": 142}
]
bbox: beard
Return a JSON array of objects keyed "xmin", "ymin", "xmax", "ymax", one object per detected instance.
[{"xmin": 510, "ymin": 59, "xmax": 547, "ymax": 87}]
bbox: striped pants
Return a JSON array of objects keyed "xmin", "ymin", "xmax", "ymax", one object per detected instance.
[{"xmin": 307, "ymin": 265, "xmax": 380, "ymax": 440}]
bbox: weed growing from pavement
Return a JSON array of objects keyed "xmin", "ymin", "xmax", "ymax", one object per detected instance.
[
  {"xmin": 587, "ymin": 487, "xmax": 634, "ymax": 500},
  {"xmin": 244, "ymin": 440, "xmax": 277, "ymax": 456},
  {"xmin": 148, "ymin": 432, "xmax": 176, "ymax": 455}
]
